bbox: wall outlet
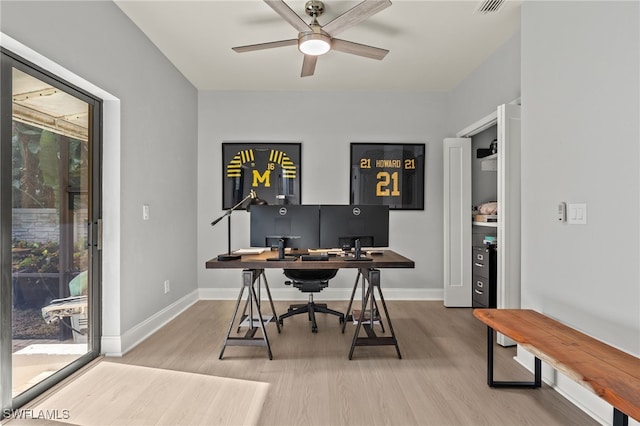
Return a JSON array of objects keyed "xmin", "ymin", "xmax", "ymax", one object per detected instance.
[{"xmin": 163, "ymin": 280, "xmax": 170, "ymax": 294}]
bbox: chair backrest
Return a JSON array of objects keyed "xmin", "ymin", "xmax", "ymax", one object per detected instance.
[
  {"xmin": 283, "ymin": 269, "xmax": 338, "ymax": 282},
  {"xmin": 283, "ymin": 269, "xmax": 338, "ymax": 293}
]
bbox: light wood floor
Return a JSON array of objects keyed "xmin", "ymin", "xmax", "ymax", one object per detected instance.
[{"xmin": 104, "ymin": 300, "xmax": 597, "ymax": 426}]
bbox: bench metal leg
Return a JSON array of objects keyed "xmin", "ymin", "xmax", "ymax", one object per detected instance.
[
  {"xmin": 487, "ymin": 325, "xmax": 541, "ymax": 388},
  {"xmin": 613, "ymin": 408, "xmax": 628, "ymax": 426}
]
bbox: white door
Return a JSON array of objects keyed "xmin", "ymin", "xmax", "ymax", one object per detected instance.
[{"xmin": 443, "ymin": 138, "xmax": 471, "ymax": 306}]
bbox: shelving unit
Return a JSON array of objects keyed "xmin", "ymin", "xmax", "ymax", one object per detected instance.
[
  {"xmin": 480, "ymin": 153, "xmax": 497, "ymax": 171},
  {"xmin": 472, "ymin": 221, "xmax": 498, "ymax": 228}
]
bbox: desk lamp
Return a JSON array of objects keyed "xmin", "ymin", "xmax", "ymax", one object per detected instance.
[{"xmin": 211, "ymin": 190, "xmax": 267, "ymax": 261}]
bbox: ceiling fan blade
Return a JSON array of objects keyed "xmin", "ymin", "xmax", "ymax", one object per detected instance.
[
  {"xmin": 322, "ymin": 0, "xmax": 392, "ymax": 37},
  {"xmin": 301, "ymin": 55, "xmax": 317, "ymax": 77},
  {"xmin": 264, "ymin": 0, "xmax": 311, "ymax": 33},
  {"xmin": 232, "ymin": 39, "xmax": 297, "ymax": 53},
  {"xmin": 331, "ymin": 39, "xmax": 389, "ymax": 60}
]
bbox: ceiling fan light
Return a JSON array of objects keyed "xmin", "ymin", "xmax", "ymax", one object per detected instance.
[{"xmin": 298, "ymin": 33, "xmax": 331, "ymax": 56}]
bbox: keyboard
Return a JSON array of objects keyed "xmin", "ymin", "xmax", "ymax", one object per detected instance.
[{"xmin": 300, "ymin": 255, "xmax": 329, "ymax": 261}]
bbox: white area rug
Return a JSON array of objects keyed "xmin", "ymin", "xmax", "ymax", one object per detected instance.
[
  {"xmin": 8, "ymin": 361, "xmax": 269, "ymax": 426},
  {"xmin": 15, "ymin": 344, "xmax": 87, "ymax": 356}
]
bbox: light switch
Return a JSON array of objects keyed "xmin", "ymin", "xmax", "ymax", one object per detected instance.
[
  {"xmin": 143, "ymin": 204, "xmax": 150, "ymax": 221},
  {"xmin": 567, "ymin": 203, "xmax": 587, "ymax": 225}
]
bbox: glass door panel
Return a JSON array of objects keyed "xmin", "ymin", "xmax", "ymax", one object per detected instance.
[{"xmin": 10, "ymin": 68, "xmax": 91, "ymax": 397}]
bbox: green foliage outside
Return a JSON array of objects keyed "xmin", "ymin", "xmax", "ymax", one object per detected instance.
[
  {"xmin": 12, "ymin": 240, "xmax": 60, "ymax": 273},
  {"xmin": 12, "ymin": 240, "xmax": 88, "ymax": 274},
  {"xmin": 12, "ymin": 121, "xmax": 88, "ymax": 209}
]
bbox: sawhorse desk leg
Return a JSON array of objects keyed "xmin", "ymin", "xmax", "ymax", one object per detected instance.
[
  {"xmin": 348, "ymin": 268, "xmax": 401, "ymax": 360},
  {"xmin": 236, "ymin": 272, "xmax": 280, "ymax": 334},
  {"xmin": 341, "ymin": 270, "xmax": 385, "ymax": 334},
  {"xmin": 219, "ymin": 269, "xmax": 273, "ymax": 360}
]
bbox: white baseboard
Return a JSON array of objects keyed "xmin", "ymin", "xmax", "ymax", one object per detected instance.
[
  {"xmin": 103, "ymin": 286, "xmax": 441, "ymax": 355},
  {"xmin": 514, "ymin": 347, "xmax": 638, "ymax": 426},
  {"xmin": 198, "ymin": 287, "xmax": 443, "ymax": 301},
  {"xmin": 100, "ymin": 335, "xmax": 123, "ymax": 357},
  {"xmin": 102, "ymin": 290, "xmax": 199, "ymax": 357}
]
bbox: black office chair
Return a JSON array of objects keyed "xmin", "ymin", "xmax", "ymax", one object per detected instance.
[{"xmin": 278, "ymin": 269, "xmax": 344, "ymax": 333}]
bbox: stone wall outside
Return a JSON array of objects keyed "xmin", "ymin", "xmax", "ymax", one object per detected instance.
[{"xmin": 12, "ymin": 208, "xmax": 88, "ymax": 243}]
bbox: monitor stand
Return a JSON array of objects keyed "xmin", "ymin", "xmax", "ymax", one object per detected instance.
[
  {"xmin": 266, "ymin": 239, "xmax": 298, "ymax": 261},
  {"xmin": 343, "ymin": 239, "xmax": 373, "ymax": 261}
]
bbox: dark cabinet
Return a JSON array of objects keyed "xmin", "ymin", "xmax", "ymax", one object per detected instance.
[{"xmin": 472, "ymin": 245, "xmax": 496, "ymax": 308}]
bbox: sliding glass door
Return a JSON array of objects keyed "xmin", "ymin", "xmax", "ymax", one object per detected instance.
[{"xmin": 1, "ymin": 49, "xmax": 101, "ymax": 414}]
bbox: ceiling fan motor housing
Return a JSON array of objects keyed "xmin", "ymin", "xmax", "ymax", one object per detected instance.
[{"xmin": 305, "ymin": 0, "xmax": 325, "ymax": 18}]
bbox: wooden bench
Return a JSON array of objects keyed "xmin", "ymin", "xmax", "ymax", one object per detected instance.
[{"xmin": 473, "ymin": 309, "xmax": 640, "ymax": 426}]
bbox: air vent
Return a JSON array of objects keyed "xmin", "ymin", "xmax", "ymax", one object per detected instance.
[{"xmin": 474, "ymin": 0, "xmax": 505, "ymax": 14}]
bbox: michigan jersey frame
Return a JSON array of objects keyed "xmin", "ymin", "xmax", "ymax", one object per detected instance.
[{"xmin": 222, "ymin": 142, "xmax": 301, "ymax": 209}]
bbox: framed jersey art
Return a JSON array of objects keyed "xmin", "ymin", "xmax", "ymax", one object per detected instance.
[
  {"xmin": 350, "ymin": 143, "xmax": 425, "ymax": 210},
  {"xmin": 222, "ymin": 142, "xmax": 301, "ymax": 209}
]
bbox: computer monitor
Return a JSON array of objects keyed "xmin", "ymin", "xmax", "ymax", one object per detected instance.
[
  {"xmin": 319, "ymin": 205, "xmax": 389, "ymax": 249},
  {"xmin": 250, "ymin": 205, "xmax": 320, "ymax": 249}
]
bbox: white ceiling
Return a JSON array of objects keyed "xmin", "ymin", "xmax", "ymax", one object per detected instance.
[{"xmin": 114, "ymin": 0, "xmax": 521, "ymax": 91}]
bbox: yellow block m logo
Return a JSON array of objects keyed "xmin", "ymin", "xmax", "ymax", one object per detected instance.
[{"xmin": 252, "ymin": 170, "xmax": 271, "ymax": 187}]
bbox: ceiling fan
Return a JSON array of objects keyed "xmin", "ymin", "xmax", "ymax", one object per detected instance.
[{"xmin": 232, "ymin": 0, "xmax": 392, "ymax": 77}]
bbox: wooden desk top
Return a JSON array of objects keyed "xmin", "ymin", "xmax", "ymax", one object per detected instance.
[
  {"xmin": 474, "ymin": 309, "xmax": 640, "ymax": 422},
  {"xmin": 205, "ymin": 249, "xmax": 415, "ymax": 270}
]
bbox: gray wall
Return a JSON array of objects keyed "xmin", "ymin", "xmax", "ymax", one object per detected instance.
[
  {"xmin": 521, "ymin": 1, "xmax": 640, "ymax": 354},
  {"xmin": 447, "ymin": 31, "xmax": 521, "ymax": 135},
  {"xmin": 196, "ymin": 17, "xmax": 522, "ymax": 296},
  {"xmin": 2, "ymin": 1, "xmax": 199, "ymax": 335},
  {"xmin": 197, "ymin": 91, "xmax": 448, "ymax": 294}
]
